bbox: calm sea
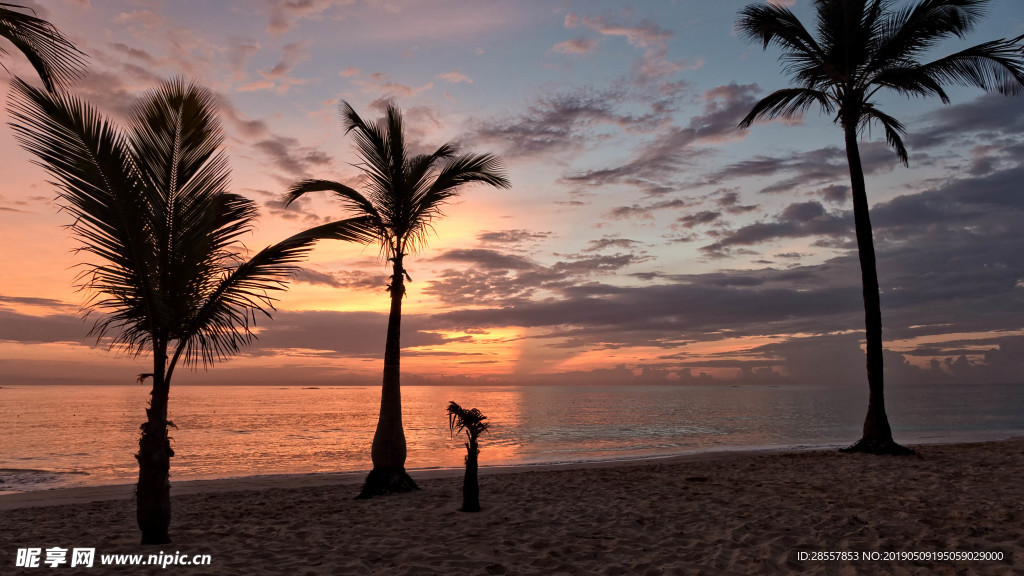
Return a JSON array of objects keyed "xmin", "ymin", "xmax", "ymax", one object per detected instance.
[{"xmin": 1, "ymin": 382, "xmax": 1021, "ymax": 493}]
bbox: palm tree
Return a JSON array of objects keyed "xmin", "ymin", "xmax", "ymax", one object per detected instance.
[
  {"xmin": 1, "ymin": 3, "xmax": 86, "ymax": 91},
  {"xmin": 736, "ymin": 0, "xmax": 1024, "ymax": 454},
  {"xmin": 446, "ymin": 401, "xmax": 490, "ymax": 513},
  {"xmin": 7, "ymin": 77, "xmax": 355, "ymax": 544},
  {"xmin": 285, "ymin": 101, "xmax": 510, "ymax": 497}
]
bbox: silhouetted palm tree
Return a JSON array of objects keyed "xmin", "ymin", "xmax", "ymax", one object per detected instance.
[
  {"xmin": 447, "ymin": 401, "xmax": 490, "ymax": 513},
  {"xmin": 7, "ymin": 78, "xmax": 352, "ymax": 544},
  {"xmin": 285, "ymin": 101, "xmax": 510, "ymax": 497},
  {"xmin": 1, "ymin": 3, "xmax": 86, "ymax": 91},
  {"xmin": 736, "ymin": 0, "xmax": 1024, "ymax": 454}
]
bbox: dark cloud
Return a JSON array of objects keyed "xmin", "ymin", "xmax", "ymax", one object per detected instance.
[
  {"xmin": 714, "ymin": 189, "xmax": 759, "ymax": 214},
  {"xmin": 561, "ymin": 83, "xmax": 760, "ymax": 196},
  {"xmin": 5, "ymin": 140, "xmax": 1022, "ymax": 388},
  {"xmin": 471, "ymin": 88, "xmax": 642, "ymax": 159},
  {"xmin": 432, "ymin": 249, "xmax": 535, "ymax": 271},
  {"xmin": 818, "ymin": 184, "xmax": 849, "ymax": 204},
  {"xmin": 420, "ymin": 161, "xmax": 1024, "ymax": 384},
  {"xmin": 677, "ymin": 210, "xmax": 721, "ymax": 228},
  {"xmin": 701, "ymin": 201, "xmax": 849, "ymax": 257},
  {"xmin": 911, "ymin": 92, "xmax": 1024, "ymax": 150},
  {"xmin": 470, "ymin": 72, "xmax": 691, "ymax": 164},
  {"xmin": 251, "ymin": 135, "xmax": 334, "ymax": 178},
  {"xmin": 477, "ymin": 229, "xmax": 551, "ymax": 244},
  {"xmin": 293, "ymin": 268, "xmax": 384, "ymax": 292},
  {"xmin": 0, "ymin": 309, "xmax": 89, "ymax": 344},
  {"xmin": 433, "ymin": 275, "xmax": 862, "ymax": 345},
  {"xmin": 583, "ymin": 237, "xmax": 644, "ymax": 252},
  {"xmin": 424, "ymin": 248, "xmax": 650, "ymax": 307},
  {"xmin": 110, "ymin": 42, "xmax": 159, "ymax": 65},
  {"xmin": 247, "ymin": 309, "xmax": 448, "ymax": 358},
  {"xmin": 0, "ymin": 295, "xmax": 71, "ymax": 308},
  {"xmin": 703, "ymin": 141, "xmax": 898, "ymax": 195},
  {"xmin": 607, "ymin": 198, "xmax": 693, "ymax": 220}
]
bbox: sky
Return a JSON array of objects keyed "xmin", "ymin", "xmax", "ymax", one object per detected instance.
[{"xmin": 0, "ymin": 0, "xmax": 1022, "ymax": 387}]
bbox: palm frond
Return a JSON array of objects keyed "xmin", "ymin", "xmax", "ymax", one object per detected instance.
[
  {"xmin": 737, "ymin": 3, "xmax": 822, "ymax": 56},
  {"xmin": 284, "ymin": 178, "xmax": 379, "ymax": 218},
  {"xmin": 128, "ymin": 78, "xmax": 227, "ymax": 207},
  {"xmin": 6, "ymin": 77, "xmax": 160, "ymax": 350},
  {"xmin": 340, "ymin": 100, "xmax": 395, "ymax": 205},
  {"xmin": 813, "ymin": 0, "xmax": 865, "ymax": 67},
  {"xmin": 872, "ymin": 0, "xmax": 989, "ymax": 65},
  {"xmin": 860, "ymin": 103, "xmax": 909, "ymax": 166},
  {"xmin": 395, "ymin": 152, "xmax": 508, "ymax": 255},
  {"xmin": 124, "ymin": 78, "xmax": 246, "ymax": 349},
  {"xmin": 403, "ymin": 143, "xmax": 457, "ymax": 204},
  {"xmin": 11, "ymin": 75, "xmax": 323, "ymax": 380},
  {"xmin": 384, "ymin": 102, "xmax": 408, "ymax": 197},
  {"xmin": 173, "ymin": 221, "xmax": 317, "ymax": 370},
  {"xmin": 916, "ymin": 34, "xmax": 1024, "ymax": 96},
  {"xmin": 287, "ymin": 215, "xmax": 381, "ymax": 245},
  {"xmin": 737, "ymin": 3, "xmax": 835, "ymax": 88},
  {"xmin": 426, "ymin": 153, "xmax": 511, "ymax": 196},
  {"xmin": 0, "ymin": 2, "xmax": 87, "ymax": 92},
  {"xmin": 868, "ymin": 65, "xmax": 951, "ymax": 102},
  {"xmin": 738, "ymin": 88, "xmax": 834, "ymax": 128},
  {"xmin": 447, "ymin": 401, "xmax": 490, "ymax": 440},
  {"xmin": 287, "ymin": 101, "xmax": 509, "ymax": 262}
]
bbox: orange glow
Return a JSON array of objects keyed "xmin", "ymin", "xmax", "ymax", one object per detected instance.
[{"xmin": 885, "ymin": 329, "xmax": 1024, "ymax": 352}]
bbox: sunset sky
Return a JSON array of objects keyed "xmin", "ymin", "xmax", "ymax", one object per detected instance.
[{"xmin": 1, "ymin": 0, "xmax": 1022, "ymax": 387}]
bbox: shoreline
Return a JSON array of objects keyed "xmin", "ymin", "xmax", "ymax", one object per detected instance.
[
  {"xmin": 1, "ymin": 434, "xmax": 1020, "ymax": 511},
  {"xmin": 2, "ymin": 438, "xmax": 1022, "ymax": 574}
]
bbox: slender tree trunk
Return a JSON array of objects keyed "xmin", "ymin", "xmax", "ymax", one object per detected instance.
[
  {"xmin": 840, "ymin": 122, "xmax": 913, "ymax": 456},
  {"xmin": 358, "ymin": 254, "xmax": 419, "ymax": 497},
  {"xmin": 136, "ymin": 342, "xmax": 173, "ymax": 544},
  {"xmin": 461, "ymin": 437, "xmax": 481, "ymax": 512}
]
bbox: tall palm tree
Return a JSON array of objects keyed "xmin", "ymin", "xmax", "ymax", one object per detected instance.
[
  {"xmin": 7, "ymin": 77, "xmax": 355, "ymax": 544},
  {"xmin": 285, "ymin": 101, "xmax": 510, "ymax": 497},
  {"xmin": 1, "ymin": 3, "xmax": 86, "ymax": 92},
  {"xmin": 447, "ymin": 401, "xmax": 490, "ymax": 513},
  {"xmin": 736, "ymin": 0, "xmax": 1024, "ymax": 454}
]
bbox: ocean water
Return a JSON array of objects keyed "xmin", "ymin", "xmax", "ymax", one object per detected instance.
[{"xmin": 0, "ymin": 382, "xmax": 1021, "ymax": 493}]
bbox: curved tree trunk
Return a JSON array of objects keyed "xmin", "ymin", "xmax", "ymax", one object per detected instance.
[
  {"xmin": 136, "ymin": 342, "xmax": 173, "ymax": 544},
  {"xmin": 358, "ymin": 255, "xmax": 419, "ymax": 498},
  {"xmin": 839, "ymin": 123, "xmax": 913, "ymax": 456},
  {"xmin": 461, "ymin": 437, "xmax": 481, "ymax": 512}
]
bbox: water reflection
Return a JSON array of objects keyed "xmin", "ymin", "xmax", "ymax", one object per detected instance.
[{"xmin": 0, "ymin": 381, "xmax": 1020, "ymax": 491}]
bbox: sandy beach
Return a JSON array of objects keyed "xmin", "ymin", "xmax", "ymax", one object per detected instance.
[{"xmin": 2, "ymin": 439, "xmax": 1021, "ymax": 575}]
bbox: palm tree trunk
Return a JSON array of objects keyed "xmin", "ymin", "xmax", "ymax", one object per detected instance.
[
  {"xmin": 839, "ymin": 123, "xmax": 913, "ymax": 456},
  {"xmin": 358, "ymin": 255, "xmax": 419, "ymax": 497},
  {"xmin": 461, "ymin": 437, "xmax": 481, "ymax": 512},
  {"xmin": 137, "ymin": 342, "xmax": 173, "ymax": 544}
]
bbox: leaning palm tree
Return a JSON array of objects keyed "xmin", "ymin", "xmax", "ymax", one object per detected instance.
[
  {"xmin": 7, "ymin": 77, "xmax": 355, "ymax": 544},
  {"xmin": 736, "ymin": 0, "xmax": 1024, "ymax": 454},
  {"xmin": 446, "ymin": 401, "xmax": 490, "ymax": 513},
  {"xmin": 1, "ymin": 3, "xmax": 86, "ymax": 91},
  {"xmin": 285, "ymin": 101, "xmax": 510, "ymax": 497}
]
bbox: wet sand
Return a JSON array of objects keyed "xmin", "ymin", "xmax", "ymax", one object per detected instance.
[{"xmin": 2, "ymin": 438, "xmax": 1022, "ymax": 575}]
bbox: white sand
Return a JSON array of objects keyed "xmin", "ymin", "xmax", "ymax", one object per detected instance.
[{"xmin": 2, "ymin": 439, "xmax": 1022, "ymax": 575}]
